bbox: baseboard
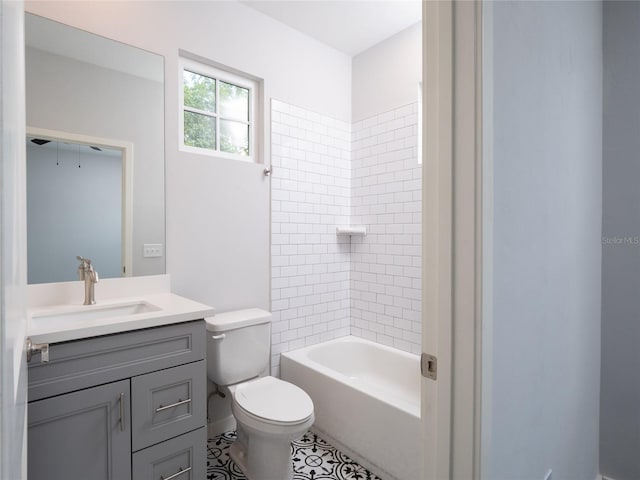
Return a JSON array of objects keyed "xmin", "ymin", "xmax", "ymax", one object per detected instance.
[{"xmin": 207, "ymin": 415, "xmax": 236, "ymax": 438}]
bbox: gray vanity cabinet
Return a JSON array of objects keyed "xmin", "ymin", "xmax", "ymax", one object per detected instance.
[{"xmin": 27, "ymin": 320, "xmax": 207, "ymax": 480}]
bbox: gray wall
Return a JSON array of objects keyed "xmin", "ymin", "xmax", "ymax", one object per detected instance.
[
  {"xmin": 601, "ymin": 3, "xmax": 640, "ymax": 479},
  {"xmin": 487, "ymin": 2, "xmax": 602, "ymax": 479}
]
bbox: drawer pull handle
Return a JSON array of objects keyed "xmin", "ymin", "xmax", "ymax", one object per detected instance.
[
  {"xmin": 156, "ymin": 398, "xmax": 192, "ymax": 413},
  {"xmin": 119, "ymin": 393, "xmax": 125, "ymax": 432},
  {"xmin": 160, "ymin": 466, "xmax": 191, "ymax": 480}
]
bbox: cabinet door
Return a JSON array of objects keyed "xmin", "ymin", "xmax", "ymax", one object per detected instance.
[{"xmin": 28, "ymin": 379, "xmax": 131, "ymax": 480}]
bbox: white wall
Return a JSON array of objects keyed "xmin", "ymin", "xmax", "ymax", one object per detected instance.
[
  {"xmin": 352, "ymin": 22, "xmax": 421, "ymax": 123},
  {"xmin": 485, "ymin": 2, "xmax": 602, "ymax": 479},
  {"xmin": 26, "ymin": 46, "xmax": 164, "ymax": 278},
  {"xmin": 0, "ymin": 1, "xmax": 28, "ymax": 478},
  {"xmin": 601, "ymin": 3, "xmax": 640, "ymax": 479},
  {"xmin": 25, "ymin": 0, "xmax": 352, "ymax": 313}
]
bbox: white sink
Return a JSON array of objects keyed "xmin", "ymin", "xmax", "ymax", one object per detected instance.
[{"xmin": 30, "ymin": 300, "xmax": 162, "ymax": 330}]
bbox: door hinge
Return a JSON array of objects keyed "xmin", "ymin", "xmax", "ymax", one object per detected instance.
[{"xmin": 421, "ymin": 353, "xmax": 437, "ymax": 380}]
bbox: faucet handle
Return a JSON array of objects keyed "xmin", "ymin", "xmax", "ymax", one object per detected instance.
[
  {"xmin": 77, "ymin": 255, "xmax": 91, "ymax": 265},
  {"xmin": 77, "ymin": 256, "xmax": 93, "ymax": 280}
]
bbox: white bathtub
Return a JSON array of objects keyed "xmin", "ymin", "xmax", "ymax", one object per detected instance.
[{"xmin": 280, "ymin": 336, "xmax": 421, "ymax": 480}]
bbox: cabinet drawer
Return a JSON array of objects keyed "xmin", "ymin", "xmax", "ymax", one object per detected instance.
[
  {"xmin": 29, "ymin": 320, "xmax": 206, "ymax": 402},
  {"xmin": 132, "ymin": 360, "xmax": 206, "ymax": 451},
  {"xmin": 132, "ymin": 427, "xmax": 206, "ymax": 480}
]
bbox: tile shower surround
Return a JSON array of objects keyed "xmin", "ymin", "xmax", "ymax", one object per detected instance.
[
  {"xmin": 271, "ymin": 100, "xmax": 421, "ymax": 375},
  {"xmin": 350, "ymin": 105, "xmax": 422, "ymax": 355},
  {"xmin": 270, "ymin": 100, "xmax": 352, "ymax": 376}
]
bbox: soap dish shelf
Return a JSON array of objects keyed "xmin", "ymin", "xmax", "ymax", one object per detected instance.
[{"xmin": 336, "ymin": 226, "xmax": 367, "ymax": 237}]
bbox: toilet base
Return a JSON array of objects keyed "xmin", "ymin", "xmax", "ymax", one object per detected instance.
[{"xmin": 229, "ymin": 423, "xmax": 294, "ymax": 480}]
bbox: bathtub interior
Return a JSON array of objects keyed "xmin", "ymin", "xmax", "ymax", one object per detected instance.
[
  {"xmin": 282, "ymin": 335, "xmax": 421, "ymax": 415},
  {"xmin": 307, "ymin": 338, "xmax": 419, "ymax": 386}
]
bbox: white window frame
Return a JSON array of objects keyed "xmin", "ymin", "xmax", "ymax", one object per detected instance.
[{"xmin": 179, "ymin": 57, "xmax": 259, "ymax": 163}]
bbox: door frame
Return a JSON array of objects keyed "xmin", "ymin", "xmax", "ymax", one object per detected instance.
[
  {"xmin": 0, "ymin": 0, "xmax": 29, "ymax": 479},
  {"xmin": 422, "ymin": 1, "xmax": 484, "ymax": 479}
]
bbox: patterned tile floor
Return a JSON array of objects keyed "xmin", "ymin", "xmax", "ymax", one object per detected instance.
[{"xmin": 207, "ymin": 430, "xmax": 382, "ymax": 480}]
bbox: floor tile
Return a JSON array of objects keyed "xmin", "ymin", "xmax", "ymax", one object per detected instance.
[{"xmin": 207, "ymin": 430, "xmax": 382, "ymax": 480}]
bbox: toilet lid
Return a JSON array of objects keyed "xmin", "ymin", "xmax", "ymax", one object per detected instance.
[{"xmin": 233, "ymin": 376, "xmax": 313, "ymax": 424}]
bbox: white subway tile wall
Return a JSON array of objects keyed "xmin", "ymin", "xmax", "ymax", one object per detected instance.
[
  {"xmin": 270, "ymin": 100, "xmax": 421, "ymax": 375},
  {"xmin": 270, "ymin": 100, "xmax": 352, "ymax": 376},
  {"xmin": 350, "ymin": 103, "xmax": 422, "ymax": 355}
]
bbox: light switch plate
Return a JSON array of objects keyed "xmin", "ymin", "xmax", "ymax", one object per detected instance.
[{"xmin": 143, "ymin": 244, "xmax": 163, "ymax": 258}]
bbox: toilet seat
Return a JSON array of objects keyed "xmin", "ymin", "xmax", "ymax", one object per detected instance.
[{"xmin": 232, "ymin": 376, "xmax": 314, "ymax": 426}]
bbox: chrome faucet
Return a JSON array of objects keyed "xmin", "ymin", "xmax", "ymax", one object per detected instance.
[{"xmin": 77, "ymin": 256, "xmax": 99, "ymax": 305}]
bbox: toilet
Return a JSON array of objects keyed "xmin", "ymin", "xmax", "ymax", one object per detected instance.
[{"xmin": 205, "ymin": 308, "xmax": 314, "ymax": 480}]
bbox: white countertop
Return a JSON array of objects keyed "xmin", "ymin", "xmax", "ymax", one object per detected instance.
[{"xmin": 27, "ymin": 276, "xmax": 215, "ymax": 343}]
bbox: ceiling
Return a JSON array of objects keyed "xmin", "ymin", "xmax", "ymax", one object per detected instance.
[{"xmin": 241, "ymin": 0, "xmax": 422, "ymax": 56}]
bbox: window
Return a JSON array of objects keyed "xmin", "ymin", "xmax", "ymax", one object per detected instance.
[{"xmin": 180, "ymin": 58, "xmax": 259, "ymax": 162}]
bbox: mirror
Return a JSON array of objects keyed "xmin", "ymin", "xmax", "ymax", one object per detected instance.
[{"xmin": 25, "ymin": 13, "xmax": 165, "ymax": 284}]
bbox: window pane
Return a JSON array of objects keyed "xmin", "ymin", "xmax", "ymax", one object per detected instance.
[
  {"xmin": 220, "ymin": 119, "xmax": 249, "ymax": 156},
  {"xmin": 183, "ymin": 70, "xmax": 216, "ymax": 112},
  {"xmin": 184, "ymin": 111, "xmax": 216, "ymax": 149},
  {"xmin": 219, "ymin": 81, "xmax": 249, "ymax": 121}
]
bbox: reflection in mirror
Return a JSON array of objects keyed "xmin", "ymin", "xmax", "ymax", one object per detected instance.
[
  {"xmin": 26, "ymin": 129, "xmax": 132, "ymax": 284},
  {"xmin": 25, "ymin": 13, "xmax": 165, "ymax": 283}
]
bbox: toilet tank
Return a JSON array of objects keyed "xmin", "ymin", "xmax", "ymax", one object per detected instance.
[{"xmin": 205, "ymin": 308, "xmax": 271, "ymax": 386}]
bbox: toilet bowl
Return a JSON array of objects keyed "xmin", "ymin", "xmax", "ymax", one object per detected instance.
[
  {"xmin": 206, "ymin": 309, "xmax": 315, "ymax": 480},
  {"xmin": 227, "ymin": 376, "xmax": 314, "ymax": 479}
]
